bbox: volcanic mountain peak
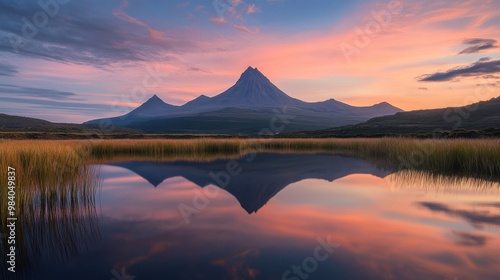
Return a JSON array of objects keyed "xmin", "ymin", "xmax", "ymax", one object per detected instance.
[
  {"xmin": 148, "ymin": 94, "xmax": 163, "ymax": 102},
  {"xmin": 138, "ymin": 94, "xmax": 166, "ymax": 108},
  {"xmin": 238, "ymin": 66, "xmax": 268, "ymax": 80},
  {"xmin": 212, "ymin": 66, "xmax": 303, "ymax": 107},
  {"xmin": 128, "ymin": 94, "xmax": 177, "ymax": 117},
  {"xmin": 195, "ymin": 94, "xmax": 210, "ymax": 100}
]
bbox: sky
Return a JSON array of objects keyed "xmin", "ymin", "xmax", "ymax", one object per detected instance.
[{"xmin": 0, "ymin": 0, "xmax": 499, "ymax": 123}]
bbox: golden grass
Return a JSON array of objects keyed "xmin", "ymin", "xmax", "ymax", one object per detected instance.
[
  {"xmin": 0, "ymin": 140, "xmax": 100, "ymax": 276},
  {"xmin": 1, "ymin": 138, "xmax": 500, "ymax": 178},
  {"xmin": 388, "ymin": 170, "xmax": 500, "ymax": 194}
]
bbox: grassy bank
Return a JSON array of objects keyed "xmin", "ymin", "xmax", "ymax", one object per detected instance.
[{"xmin": 1, "ymin": 138, "xmax": 499, "ymax": 179}]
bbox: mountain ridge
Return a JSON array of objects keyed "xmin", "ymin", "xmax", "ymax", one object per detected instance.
[
  {"xmin": 85, "ymin": 66, "xmax": 403, "ymax": 133},
  {"xmin": 284, "ymin": 96, "xmax": 500, "ymax": 138}
]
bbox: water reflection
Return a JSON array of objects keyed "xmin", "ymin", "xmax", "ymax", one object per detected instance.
[
  {"xmin": 418, "ymin": 202, "xmax": 500, "ymax": 228},
  {"xmin": 108, "ymin": 153, "xmax": 391, "ymax": 213},
  {"xmin": 5, "ymin": 153, "xmax": 500, "ymax": 280}
]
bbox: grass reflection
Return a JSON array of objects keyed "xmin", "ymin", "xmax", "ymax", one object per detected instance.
[
  {"xmin": 0, "ymin": 149, "xmax": 100, "ymax": 279},
  {"xmin": 388, "ymin": 170, "xmax": 500, "ymax": 194}
]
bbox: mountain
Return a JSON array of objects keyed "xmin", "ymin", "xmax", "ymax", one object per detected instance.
[
  {"xmin": 108, "ymin": 153, "xmax": 391, "ymax": 214},
  {"xmin": 183, "ymin": 94, "xmax": 211, "ymax": 109},
  {"xmin": 86, "ymin": 67, "xmax": 403, "ymax": 134},
  {"xmin": 206, "ymin": 66, "xmax": 304, "ymax": 108},
  {"xmin": 128, "ymin": 94, "xmax": 179, "ymax": 117},
  {"xmin": 286, "ymin": 96, "xmax": 500, "ymax": 138},
  {"xmin": 98, "ymin": 94, "xmax": 180, "ymax": 126}
]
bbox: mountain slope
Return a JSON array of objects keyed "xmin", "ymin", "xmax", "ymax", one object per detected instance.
[
  {"xmin": 127, "ymin": 107, "xmax": 387, "ymax": 134},
  {"xmin": 287, "ymin": 96, "xmax": 500, "ymax": 137},
  {"xmin": 86, "ymin": 66, "xmax": 403, "ymax": 134}
]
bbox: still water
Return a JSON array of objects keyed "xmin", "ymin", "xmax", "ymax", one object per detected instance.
[{"xmin": 17, "ymin": 153, "xmax": 500, "ymax": 279}]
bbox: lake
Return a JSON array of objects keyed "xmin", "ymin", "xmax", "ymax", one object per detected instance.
[{"xmin": 8, "ymin": 153, "xmax": 500, "ymax": 280}]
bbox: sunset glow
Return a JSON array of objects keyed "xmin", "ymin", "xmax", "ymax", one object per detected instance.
[{"xmin": 0, "ymin": 0, "xmax": 499, "ymax": 122}]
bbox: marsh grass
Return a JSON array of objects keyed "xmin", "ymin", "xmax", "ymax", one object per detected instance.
[
  {"xmin": 0, "ymin": 140, "xmax": 100, "ymax": 279},
  {"xmin": 388, "ymin": 170, "xmax": 500, "ymax": 194},
  {"xmin": 1, "ymin": 138, "xmax": 499, "ymax": 179}
]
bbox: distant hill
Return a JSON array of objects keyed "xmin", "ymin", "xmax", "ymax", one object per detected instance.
[
  {"xmin": 285, "ymin": 96, "xmax": 500, "ymax": 138},
  {"xmin": 86, "ymin": 67, "xmax": 403, "ymax": 134},
  {"xmin": 0, "ymin": 113, "xmax": 138, "ymax": 134}
]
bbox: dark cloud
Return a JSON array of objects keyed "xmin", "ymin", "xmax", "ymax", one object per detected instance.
[
  {"xmin": 452, "ymin": 231, "xmax": 488, "ymax": 247},
  {"xmin": 418, "ymin": 58, "xmax": 500, "ymax": 82},
  {"xmin": 419, "ymin": 202, "xmax": 500, "ymax": 228},
  {"xmin": 0, "ymin": 84, "xmax": 75, "ymax": 99},
  {"xmin": 0, "ymin": 1, "xmax": 197, "ymax": 66},
  {"xmin": 0, "ymin": 62, "xmax": 18, "ymax": 76},
  {"xmin": 0, "ymin": 95, "xmax": 126, "ymax": 114},
  {"xmin": 459, "ymin": 38, "xmax": 497, "ymax": 54},
  {"xmin": 0, "ymin": 84, "xmax": 133, "ymax": 115},
  {"xmin": 478, "ymin": 57, "xmax": 492, "ymax": 62},
  {"xmin": 473, "ymin": 202, "xmax": 500, "ymax": 208}
]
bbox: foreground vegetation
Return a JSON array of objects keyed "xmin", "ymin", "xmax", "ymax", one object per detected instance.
[
  {"xmin": 0, "ymin": 153, "xmax": 99, "ymax": 279},
  {"xmin": 1, "ymin": 138, "xmax": 499, "ymax": 179}
]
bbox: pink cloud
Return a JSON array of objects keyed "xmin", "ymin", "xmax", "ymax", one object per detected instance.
[
  {"xmin": 113, "ymin": 9, "xmax": 164, "ymax": 41},
  {"xmin": 246, "ymin": 4, "xmax": 259, "ymax": 14},
  {"xmin": 232, "ymin": 24, "xmax": 258, "ymax": 33},
  {"xmin": 209, "ymin": 17, "xmax": 226, "ymax": 24}
]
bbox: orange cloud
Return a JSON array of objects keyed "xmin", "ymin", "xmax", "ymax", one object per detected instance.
[
  {"xmin": 210, "ymin": 17, "xmax": 226, "ymax": 24},
  {"xmin": 246, "ymin": 4, "xmax": 259, "ymax": 14}
]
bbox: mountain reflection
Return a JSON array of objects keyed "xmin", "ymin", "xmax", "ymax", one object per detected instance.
[
  {"xmin": 107, "ymin": 153, "xmax": 392, "ymax": 213},
  {"xmin": 4, "ymin": 153, "xmax": 500, "ymax": 280}
]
